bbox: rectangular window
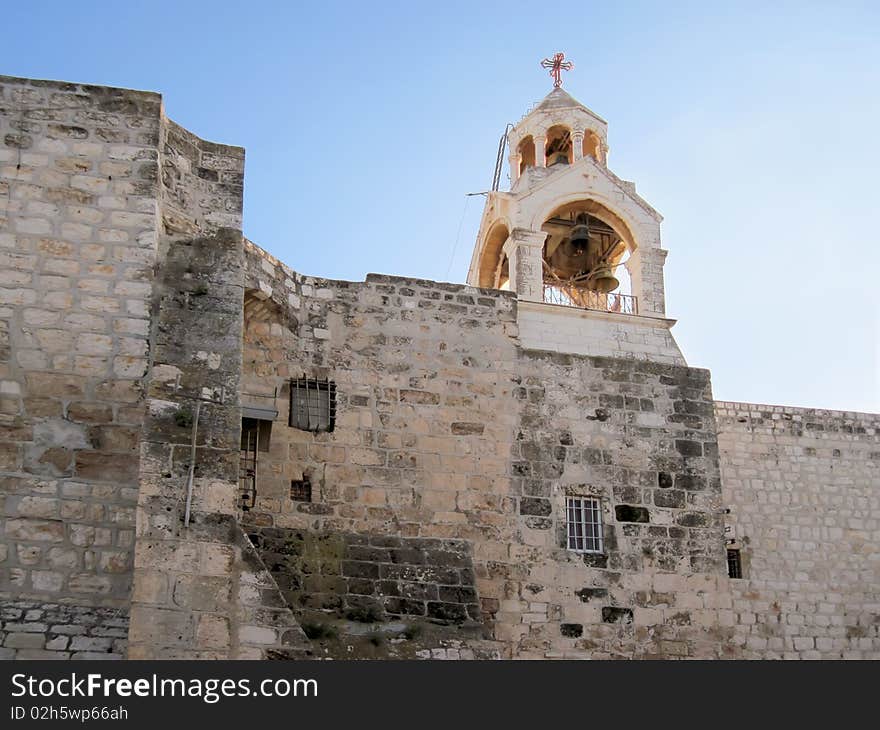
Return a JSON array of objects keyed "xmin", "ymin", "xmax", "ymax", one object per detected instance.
[
  {"xmin": 240, "ymin": 417, "xmax": 272, "ymax": 452},
  {"xmin": 290, "ymin": 479, "xmax": 312, "ymax": 502},
  {"xmin": 727, "ymin": 548, "xmax": 743, "ymax": 579},
  {"xmin": 289, "ymin": 377, "xmax": 336, "ymax": 432},
  {"xmin": 566, "ymin": 496, "xmax": 603, "ymax": 553}
]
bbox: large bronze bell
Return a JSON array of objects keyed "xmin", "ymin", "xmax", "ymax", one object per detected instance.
[
  {"xmin": 551, "ymin": 214, "xmax": 621, "ymax": 292},
  {"xmin": 586, "ymin": 265, "xmax": 619, "ymax": 293}
]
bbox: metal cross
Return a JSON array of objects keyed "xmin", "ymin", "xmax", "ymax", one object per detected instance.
[{"xmin": 541, "ymin": 52, "xmax": 574, "ymax": 88}]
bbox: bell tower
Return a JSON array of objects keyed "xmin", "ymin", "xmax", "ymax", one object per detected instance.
[{"xmin": 467, "ymin": 54, "xmax": 684, "ymax": 364}]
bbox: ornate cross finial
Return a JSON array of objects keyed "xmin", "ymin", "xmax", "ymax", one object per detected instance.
[{"xmin": 541, "ymin": 52, "xmax": 574, "ymax": 88}]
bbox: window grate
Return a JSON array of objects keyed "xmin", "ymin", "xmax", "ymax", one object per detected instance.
[
  {"xmin": 566, "ymin": 496, "xmax": 603, "ymax": 553},
  {"xmin": 290, "ymin": 479, "xmax": 312, "ymax": 502},
  {"xmin": 727, "ymin": 548, "xmax": 743, "ymax": 579},
  {"xmin": 289, "ymin": 377, "xmax": 336, "ymax": 432},
  {"xmin": 239, "ymin": 424, "xmax": 258, "ymax": 512}
]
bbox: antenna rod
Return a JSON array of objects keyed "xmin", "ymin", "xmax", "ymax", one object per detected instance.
[{"xmin": 491, "ymin": 123, "xmax": 513, "ymax": 191}]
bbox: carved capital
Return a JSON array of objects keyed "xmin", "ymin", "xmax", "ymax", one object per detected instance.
[{"xmin": 507, "ymin": 228, "xmax": 547, "ymax": 250}]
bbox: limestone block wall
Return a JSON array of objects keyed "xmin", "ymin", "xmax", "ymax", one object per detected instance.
[
  {"xmin": 129, "ymin": 229, "xmax": 309, "ymax": 658},
  {"xmin": 509, "ymin": 353, "xmax": 729, "ymax": 659},
  {"xmin": 248, "ymin": 529, "xmax": 480, "ymax": 623},
  {"xmin": 128, "ymin": 117, "xmax": 309, "ymax": 658},
  {"xmin": 160, "ymin": 119, "xmax": 244, "ymax": 237},
  {"xmin": 0, "ymin": 76, "xmax": 162, "ymax": 627},
  {"xmin": 1, "ymin": 73, "xmax": 307, "ymax": 661},
  {"xmin": 239, "ymin": 241, "xmax": 731, "ymax": 659},
  {"xmin": 716, "ymin": 402, "xmax": 880, "ymax": 659},
  {"xmin": 517, "ymin": 301, "xmax": 685, "ymax": 365},
  {"xmin": 240, "ymin": 248, "xmax": 519, "ymax": 546},
  {"xmin": 0, "ymin": 600, "xmax": 128, "ymax": 659}
]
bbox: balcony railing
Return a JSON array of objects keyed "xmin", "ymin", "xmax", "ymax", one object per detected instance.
[{"xmin": 543, "ymin": 283, "xmax": 638, "ymax": 315}]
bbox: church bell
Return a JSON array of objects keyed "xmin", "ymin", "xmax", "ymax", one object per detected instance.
[
  {"xmin": 562, "ymin": 215, "xmax": 589, "ymax": 258},
  {"xmin": 561, "ymin": 214, "xmax": 620, "ymax": 293},
  {"xmin": 586, "ymin": 265, "xmax": 619, "ymax": 294}
]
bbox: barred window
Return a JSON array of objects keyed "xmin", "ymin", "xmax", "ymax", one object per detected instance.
[
  {"xmin": 566, "ymin": 496, "xmax": 603, "ymax": 553},
  {"xmin": 727, "ymin": 548, "xmax": 743, "ymax": 579},
  {"xmin": 289, "ymin": 377, "xmax": 336, "ymax": 432}
]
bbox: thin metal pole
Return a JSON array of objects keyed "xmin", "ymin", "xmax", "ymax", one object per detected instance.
[
  {"xmin": 183, "ymin": 400, "xmax": 201, "ymax": 527},
  {"xmin": 252, "ymin": 421, "xmax": 259, "ymax": 506}
]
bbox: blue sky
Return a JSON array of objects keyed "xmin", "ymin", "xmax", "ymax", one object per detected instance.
[{"xmin": 5, "ymin": 1, "xmax": 878, "ymax": 412}]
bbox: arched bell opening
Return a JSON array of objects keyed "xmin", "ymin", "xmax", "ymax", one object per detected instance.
[
  {"xmin": 545, "ymin": 125, "xmax": 572, "ymax": 167},
  {"xmin": 517, "ymin": 136, "xmax": 535, "ymax": 174},
  {"xmin": 540, "ymin": 202, "xmax": 636, "ymax": 313},
  {"xmin": 477, "ymin": 221, "xmax": 511, "ymax": 289},
  {"xmin": 583, "ymin": 131, "xmax": 601, "ymax": 161}
]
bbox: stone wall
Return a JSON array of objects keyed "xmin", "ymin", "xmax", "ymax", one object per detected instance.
[
  {"xmin": 517, "ymin": 300, "xmax": 685, "ymax": 365},
  {"xmin": 249, "ymin": 528, "xmax": 480, "ymax": 623},
  {"xmin": 127, "ymin": 116, "xmax": 310, "ymax": 658},
  {"xmin": 1, "ymin": 599, "xmax": 128, "ymax": 659},
  {"xmin": 717, "ymin": 401, "xmax": 880, "ymax": 659},
  {"xmin": 4, "ymin": 73, "xmax": 877, "ymax": 662},
  {"xmin": 160, "ymin": 119, "xmax": 244, "ymax": 237},
  {"xmin": 508, "ymin": 352, "xmax": 730, "ymax": 658},
  {"xmin": 0, "ymin": 76, "xmax": 160, "ymax": 616},
  {"xmin": 239, "ymin": 241, "xmax": 732, "ymax": 659},
  {"xmin": 1, "ymin": 74, "xmax": 309, "ymax": 661},
  {"xmin": 129, "ymin": 229, "xmax": 310, "ymax": 659}
]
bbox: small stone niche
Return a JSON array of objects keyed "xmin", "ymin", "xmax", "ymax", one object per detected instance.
[
  {"xmin": 290, "ymin": 478, "xmax": 312, "ymax": 502},
  {"xmin": 615, "ymin": 504, "xmax": 650, "ymax": 523},
  {"xmin": 602, "ymin": 607, "xmax": 633, "ymax": 624}
]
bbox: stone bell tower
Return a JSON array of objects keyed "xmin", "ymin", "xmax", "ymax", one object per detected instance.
[{"xmin": 467, "ymin": 54, "xmax": 685, "ymax": 364}]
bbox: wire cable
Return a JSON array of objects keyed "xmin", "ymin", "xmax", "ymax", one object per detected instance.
[{"xmin": 444, "ymin": 194, "xmax": 471, "ymax": 280}]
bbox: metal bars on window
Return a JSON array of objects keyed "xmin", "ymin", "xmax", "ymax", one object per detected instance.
[
  {"xmin": 239, "ymin": 426, "xmax": 258, "ymax": 511},
  {"xmin": 289, "ymin": 377, "xmax": 336, "ymax": 432},
  {"xmin": 566, "ymin": 496, "xmax": 604, "ymax": 553},
  {"xmin": 727, "ymin": 548, "xmax": 743, "ymax": 579}
]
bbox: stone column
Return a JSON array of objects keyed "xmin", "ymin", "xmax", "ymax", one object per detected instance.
[
  {"xmin": 509, "ymin": 150, "xmax": 520, "ymax": 183},
  {"xmin": 503, "ymin": 228, "xmax": 546, "ymax": 302},
  {"xmin": 534, "ymin": 136, "xmax": 547, "ymax": 168},
  {"xmin": 625, "ymin": 247, "xmax": 669, "ymax": 316},
  {"xmin": 571, "ymin": 130, "xmax": 584, "ymax": 162}
]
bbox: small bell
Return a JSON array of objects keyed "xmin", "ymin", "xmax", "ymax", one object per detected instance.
[{"xmin": 563, "ymin": 217, "xmax": 589, "ymax": 258}]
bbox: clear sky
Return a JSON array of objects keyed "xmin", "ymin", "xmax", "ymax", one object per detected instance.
[{"xmin": 4, "ymin": 1, "xmax": 878, "ymax": 412}]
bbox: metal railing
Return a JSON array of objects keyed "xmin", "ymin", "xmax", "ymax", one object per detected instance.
[{"xmin": 543, "ymin": 283, "xmax": 638, "ymax": 315}]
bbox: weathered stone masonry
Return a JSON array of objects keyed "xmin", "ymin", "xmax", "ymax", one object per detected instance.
[
  {"xmin": 2, "ymin": 74, "xmax": 877, "ymax": 660},
  {"xmin": 239, "ymin": 247, "xmax": 733, "ymax": 659},
  {"xmin": 717, "ymin": 402, "xmax": 880, "ymax": 659},
  {"xmin": 0, "ymin": 76, "xmax": 161, "ymax": 658},
  {"xmin": 130, "ymin": 230, "xmax": 308, "ymax": 659},
  {"xmin": 1, "ymin": 75, "xmax": 309, "ymax": 659}
]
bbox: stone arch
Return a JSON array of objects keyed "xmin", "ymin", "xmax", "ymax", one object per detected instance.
[
  {"xmin": 534, "ymin": 197, "xmax": 639, "ymax": 254},
  {"xmin": 476, "ymin": 220, "xmax": 511, "ymax": 289},
  {"xmin": 517, "ymin": 135, "xmax": 535, "ymax": 173},
  {"xmin": 545, "ymin": 124, "xmax": 572, "ymax": 166},
  {"xmin": 583, "ymin": 130, "xmax": 601, "ymax": 160}
]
